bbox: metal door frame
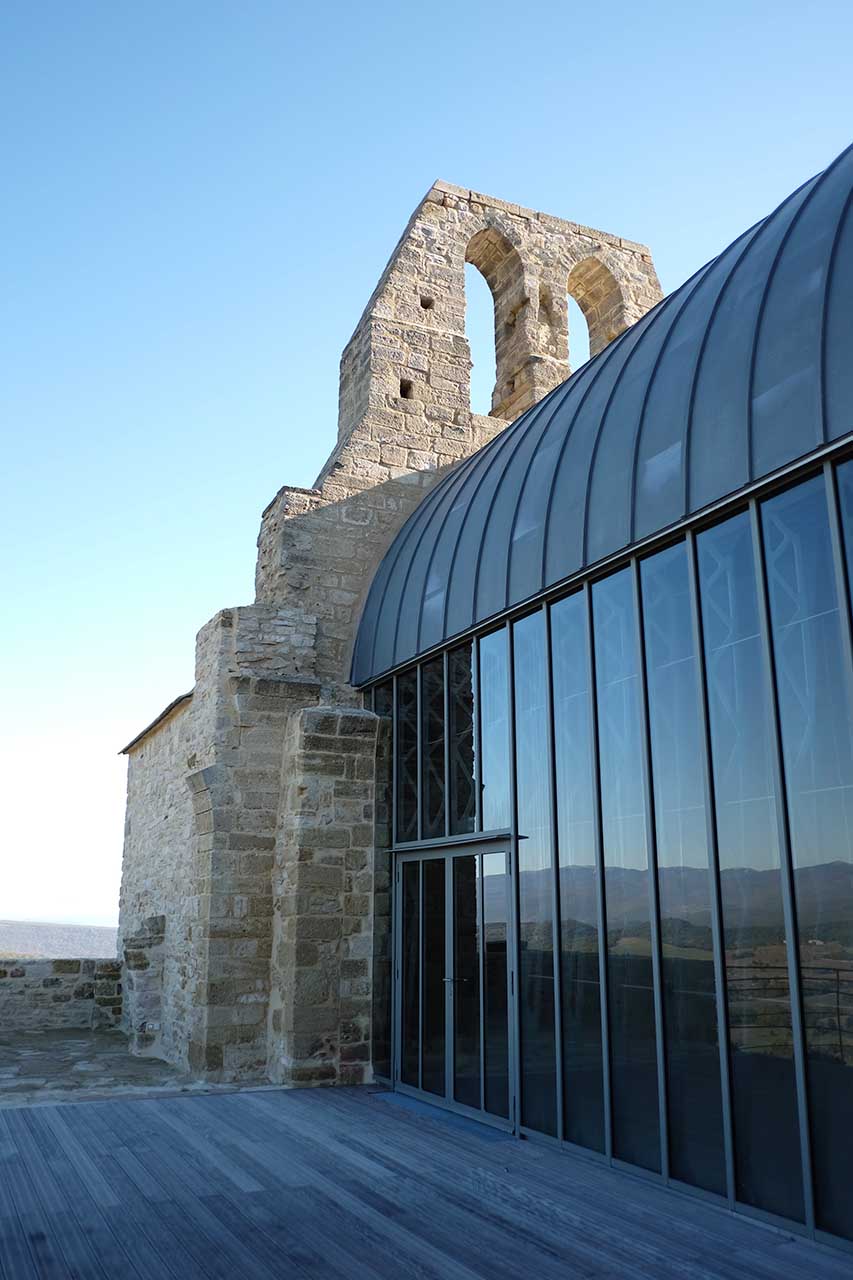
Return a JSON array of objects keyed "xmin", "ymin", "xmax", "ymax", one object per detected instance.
[{"xmin": 392, "ymin": 837, "xmax": 516, "ymax": 1132}]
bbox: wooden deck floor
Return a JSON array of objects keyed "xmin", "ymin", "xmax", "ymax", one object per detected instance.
[{"xmin": 0, "ymin": 1085, "xmax": 849, "ymax": 1280}]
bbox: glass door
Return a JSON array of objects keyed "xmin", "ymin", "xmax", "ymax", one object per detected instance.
[{"xmin": 395, "ymin": 845, "xmax": 513, "ymax": 1127}]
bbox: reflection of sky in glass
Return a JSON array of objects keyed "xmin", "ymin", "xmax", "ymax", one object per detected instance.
[
  {"xmin": 513, "ymin": 608, "xmax": 558, "ymax": 1134},
  {"xmin": 779, "ymin": 468, "xmax": 853, "ymax": 1241},
  {"xmin": 513, "ymin": 610, "xmax": 552, "ymax": 908},
  {"xmin": 765, "ymin": 478, "xmax": 853, "ymax": 952},
  {"xmin": 641, "ymin": 543, "xmax": 708, "ymax": 874},
  {"xmin": 479, "ymin": 628, "xmax": 511, "ymax": 832},
  {"xmin": 699, "ymin": 513, "xmax": 781, "ymax": 875},
  {"xmin": 593, "ymin": 568, "xmax": 648, "ymax": 874},
  {"xmin": 551, "ymin": 592, "xmax": 595, "ymax": 874}
]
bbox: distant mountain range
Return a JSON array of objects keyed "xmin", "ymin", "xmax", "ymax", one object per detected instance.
[{"xmin": 0, "ymin": 919, "xmax": 118, "ymax": 960}]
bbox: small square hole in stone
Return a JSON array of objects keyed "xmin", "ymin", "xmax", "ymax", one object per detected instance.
[
  {"xmin": 420, "ymin": 295, "xmax": 435, "ymax": 310},
  {"xmin": 400, "ymin": 379, "xmax": 414, "ymax": 399}
]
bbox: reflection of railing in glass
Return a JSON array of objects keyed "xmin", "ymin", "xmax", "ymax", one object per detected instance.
[
  {"xmin": 727, "ymin": 963, "xmax": 853, "ymax": 1062},
  {"xmin": 801, "ymin": 964, "xmax": 853, "ymax": 1064}
]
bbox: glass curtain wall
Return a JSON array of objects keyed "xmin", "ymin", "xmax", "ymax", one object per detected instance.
[{"xmin": 383, "ymin": 458, "xmax": 853, "ymax": 1246}]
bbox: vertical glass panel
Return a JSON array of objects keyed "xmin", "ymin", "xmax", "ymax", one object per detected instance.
[
  {"xmin": 513, "ymin": 610, "xmax": 558, "ymax": 1135},
  {"xmin": 641, "ymin": 544, "xmax": 726, "ymax": 1195},
  {"xmin": 396, "ymin": 672, "xmax": 419, "ymax": 843},
  {"xmin": 453, "ymin": 855, "xmax": 481, "ymax": 1109},
  {"xmin": 448, "ymin": 644, "xmax": 476, "ymax": 836},
  {"xmin": 551, "ymin": 592, "xmax": 604, "ymax": 1152},
  {"xmin": 698, "ymin": 512, "xmax": 804, "ymax": 1222},
  {"xmin": 421, "ymin": 658, "xmax": 446, "ymax": 840},
  {"xmin": 421, "ymin": 858, "xmax": 446, "ymax": 1097},
  {"xmin": 371, "ymin": 683, "xmax": 394, "ymax": 1079},
  {"xmin": 401, "ymin": 861, "xmax": 420, "ymax": 1087},
  {"xmin": 593, "ymin": 569, "xmax": 661, "ymax": 1172},
  {"xmin": 764, "ymin": 477, "xmax": 853, "ymax": 1242},
  {"xmin": 479, "ymin": 629, "xmax": 511, "ymax": 831},
  {"xmin": 482, "ymin": 850, "xmax": 510, "ymax": 1118}
]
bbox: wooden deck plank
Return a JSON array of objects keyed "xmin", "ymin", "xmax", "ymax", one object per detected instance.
[
  {"xmin": 0, "ymin": 1086, "xmax": 848, "ymax": 1280},
  {"xmin": 2, "ymin": 1151, "xmax": 74, "ymax": 1280},
  {"xmin": 39, "ymin": 1107, "xmax": 121, "ymax": 1209},
  {"xmin": 257, "ymin": 1092, "xmax": 724, "ymax": 1279}
]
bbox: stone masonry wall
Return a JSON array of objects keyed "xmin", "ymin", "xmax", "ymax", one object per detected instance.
[
  {"xmin": 120, "ymin": 604, "xmax": 319, "ymax": 1076},
  {"xmin": 119, "ymin": 699, "xmax": 196, "ymax": 1065},
  {"xmin": 184, "ymin": 674, "xmax": 321, "ymax": 1081},
  {"xmin": 371, "ymin": 693, "xmax": 393, "ymax": 1079},
  {"xmin": 122, "ymin": 914, "xmax": 165, "ymax": 1055},
  {"xmin": 267, "ymin": 706, "xmax": 379, "ymax": 1086},
  {"xmin": 0, "ymin": 959, "xmax": 122, "ymax": 1032}
]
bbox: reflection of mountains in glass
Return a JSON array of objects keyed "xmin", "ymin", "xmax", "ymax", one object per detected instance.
[{"xmin": 506, "ymin": 860, "xmax": 853, "ymax": 941}]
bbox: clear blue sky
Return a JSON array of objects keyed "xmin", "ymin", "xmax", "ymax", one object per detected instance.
[{"xmin": 2, "ymin": 1, "xmax": 851, "ymax": 925}]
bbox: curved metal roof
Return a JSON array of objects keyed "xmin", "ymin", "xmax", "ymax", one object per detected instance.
[{"xmin": 352, "ymin": 143, "xmax": 853, "ymax": 686}]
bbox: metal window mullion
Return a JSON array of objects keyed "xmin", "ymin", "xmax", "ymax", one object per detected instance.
[
  {"xmin": 631, "ymin": 559, "xmax": 669, "ymax": 1182},
  {"xmin": 474, "ymin": 639, "xmax": 483, "ymax": 833},
  {"xmin": 824, "ymin": 462, "xmax": 853, "ymax": 744},
  {"xmin": 478, "ymin": 852, "xmax": 486, "ymax": 1113},
  {"xmin": 446, "ymin": 854, "xmax": 454, "ymax": 1105},
  {"xmin": 393, "ymin": 859, "xmax": 402, "ymax": 1084},
  {"xmin": 418, "ymin": 860, "xmax": 424, "ymax": 1094},
  {"xmin": 416, "ymin": 665, "xmax": 424, "ymax": 843},
  {"xmin": 686, "ymin": 528, "xmax": 737, "ymax": 1208},
  {"xmin": 544, "ymin": 603, "xmax": 565, "ymax": 1143},
  {"xmin": 749, "ymin": 498, "xmax": 816, "ymax": 1233},
  {"xmin": 443, "ymin": 650, "xmax": 451, "ymax": 839},
  {"xmin": 392, "ymin": 677, "xmax": 399, "ymax": 847},
  {"xmin": 507, "ymin": 623, "xmax": 522, "ymax": 1134},
  {"xmin": 585, "ymin": 582, "xmax": 613, "ymax": 1161}
]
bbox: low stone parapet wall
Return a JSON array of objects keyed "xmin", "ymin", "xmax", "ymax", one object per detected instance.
[{"xmin": 0, "ymin": 959, "xmax": 122, "ymax": 1032}]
